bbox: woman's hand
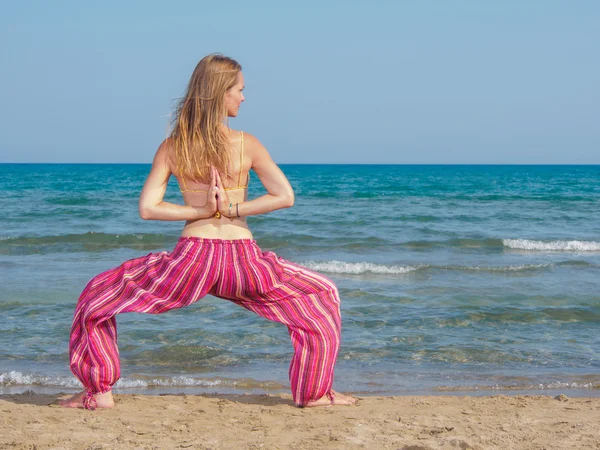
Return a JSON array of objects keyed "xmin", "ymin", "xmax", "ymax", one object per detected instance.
[
  {"xmin": 203, "ymin": 167, "xmax": 219, "ymax": 216},
  {"xmin": 214, "ymin": 169, "xmax": 232, "ymax": 218}
]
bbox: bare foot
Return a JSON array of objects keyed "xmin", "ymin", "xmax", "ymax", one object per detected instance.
[
  {"xmin": 303, "ymin": 389, "xmax": 357, "ymax": 407},
  {"xmin": 58, "ymin": 390, "xmax": 115, "ymax": 410}
]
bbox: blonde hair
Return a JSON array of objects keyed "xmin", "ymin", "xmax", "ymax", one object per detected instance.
[{"xmin": 170, "ymin": 54, "xmax": 242, "ymax": 182}]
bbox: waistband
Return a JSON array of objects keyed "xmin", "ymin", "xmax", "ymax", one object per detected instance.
[{"xmin": 178, "ymin": 236, "xmax": 257, "ymax": 245}]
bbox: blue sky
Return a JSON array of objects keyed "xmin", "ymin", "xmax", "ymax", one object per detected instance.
[{"xmin": 1, "ymin": 1, "xmax": 598, "ymax": 164}]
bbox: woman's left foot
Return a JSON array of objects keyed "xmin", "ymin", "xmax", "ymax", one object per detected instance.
[
  {"xmin": 304, "ymin": 389, "xmax": 357, "ymax": 407},
  {"xmin": 58, "ymin": 390, "xmax": 115, "ymax": 409}
]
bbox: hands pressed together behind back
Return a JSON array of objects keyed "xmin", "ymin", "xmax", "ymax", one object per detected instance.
[{"xmin": 201, "ymin": 167, "xmax": 232, "ymax": 219}]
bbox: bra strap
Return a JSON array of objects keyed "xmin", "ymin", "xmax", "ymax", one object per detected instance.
[
  {"xmin": 180, "ymin": 174, "xmax": 188, "ymax": 192},
  {"xmin": 238, "ymin": 131, "xmax": 244, "ymax": 187}
]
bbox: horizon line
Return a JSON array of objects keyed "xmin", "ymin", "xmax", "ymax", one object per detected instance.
[{"xmin": 2, "ymin": 162, "xmax": 600, "ymax": 166}]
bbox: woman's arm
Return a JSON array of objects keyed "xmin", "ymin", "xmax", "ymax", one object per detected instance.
[
  {"xmin": 138, "ymin": 141, "xmax": 217, "ymax": 221},
  {"xmin": 225, "ymin": 133, "xmax": 294, "ymax": 218}
]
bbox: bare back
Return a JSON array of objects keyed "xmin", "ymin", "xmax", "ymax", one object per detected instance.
[{"xmin": 170, "ymin": 130, "xmax": 254, "ymax": 240}]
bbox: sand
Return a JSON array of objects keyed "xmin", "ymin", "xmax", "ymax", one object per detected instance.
[{"xmin": 1, "ymin": 392, "xmax": 599, "ymax": 449}]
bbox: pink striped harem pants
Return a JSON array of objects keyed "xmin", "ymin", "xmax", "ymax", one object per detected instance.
[{"xmin": 68, "ymin": 237, "xmax": 341, "ymax": 409}]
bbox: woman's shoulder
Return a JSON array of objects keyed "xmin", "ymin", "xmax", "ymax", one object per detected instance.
[
  {"xmin": 237, "ymin": 130, "xmax": 267, "ymax": 154},
  {"xmin": 237, "ymin": 132, "xmax": 276, "ymax": 170},
  {"xmin": 153, "ymin": 137, "xmax": 174, "ymax": 154},
  {"xmin": 152, "ymin": 138, "xmax": 177, "ymax": 172}
]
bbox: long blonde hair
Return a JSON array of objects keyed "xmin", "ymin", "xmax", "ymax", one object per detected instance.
[{"xmin": 170, "ymin": 54, "xmax": 242, "ymax": 182}]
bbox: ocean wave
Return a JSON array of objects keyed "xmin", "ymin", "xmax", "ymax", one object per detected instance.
[
  {"xmin": 443, "ymin": 263, "xmax": 554, "ymax": 272},
  {"xmin": 403, "ymin": 238, "xmax": 600, "ymax": 252},
  {"xmin": 503, "ymin": 239, "xmax": 600, "ymax": 252},
  {"xmin": 301, "ymin": 260, "xmax": 585, "ymax": 275},
  {"xmin": 303, "ymin": 261, "xmax": 421, "ymax": 275},
  {"xmin": 0, "ymin": 371, "xmax": 80, "ymax": 388},
  {"xmin": 0, "ymin": 371, "xmax": 286, "ymax": 390}
]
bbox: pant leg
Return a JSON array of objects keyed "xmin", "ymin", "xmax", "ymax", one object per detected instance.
[
  {"xmin": 211, "ymin": 241, "xmax": 341, "ymax": 406},
  {"xmin": 69, "ymin": 238, "xmax": 219, "ymax": 401}
]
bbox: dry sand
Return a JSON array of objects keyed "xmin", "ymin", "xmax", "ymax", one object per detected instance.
[{"xmin": 1, "ymin": 392, "xmax": 599, "ymax": 449}]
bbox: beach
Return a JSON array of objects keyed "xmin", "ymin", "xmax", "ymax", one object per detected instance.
[{"xmin": 2, "ymin": 392, "xmax": 599, "ymax": 449}]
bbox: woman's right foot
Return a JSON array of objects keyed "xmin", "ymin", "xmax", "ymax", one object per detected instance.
[
  {"xmin": 304, "ymin": 390, "xmax": 357, "ymax": 407},
  {"xmin": 58, "ymin": 390, "xmax": 115, "ymax": 409}
]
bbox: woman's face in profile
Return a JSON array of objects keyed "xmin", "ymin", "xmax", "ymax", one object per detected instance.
[{"xmin": 225, "ymin": 72, "xmax": 245, "ymax": 118}]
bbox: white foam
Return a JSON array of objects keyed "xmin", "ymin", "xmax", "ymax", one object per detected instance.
[
  {"xmin": 115, "ymin": 377, "xmax": 225, "ymax": 388},
  {"xmin": 452, "ymin": 263, "xmax": 553, "ymax": 272},
  {"xmin": 503, "ymin": 239, "xmax": 600, "ymax": 252},
  {"xmin": 0, "ymin": 371, "xmax": 80, "ymax": 387},
  {"xmin": 303, "ymin": 260, "xmax": 420, "ymax": 275},
  {"xmin": 0, "ymin": 371, "xmax": 228, "ymax": 388}
]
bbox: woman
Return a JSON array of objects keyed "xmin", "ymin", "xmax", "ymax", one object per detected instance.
[{"xmin": 59, "ymin": 54, "xmax": 355, "ymax": 410}]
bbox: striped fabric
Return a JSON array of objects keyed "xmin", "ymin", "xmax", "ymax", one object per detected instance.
[{"xmin": 69, "ymin": 237, "xmax": 341, "ymax": 409}]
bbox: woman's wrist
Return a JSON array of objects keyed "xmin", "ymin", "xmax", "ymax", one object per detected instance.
[
  {"xmin": 222, "ymin": 202, "xmax": 242, "ymax": 220},
  {"xmin": 225, "ymin": 202, "xmax": 241, "ymax": 221},
  {"xmin": 194, "ymin": 205, "xmax": 215, "ymax": 219}
]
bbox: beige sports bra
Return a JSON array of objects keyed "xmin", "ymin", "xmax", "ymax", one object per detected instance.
[{"xmin": 179, "ymin": 131, "xmax": 249, "ymax": 194}]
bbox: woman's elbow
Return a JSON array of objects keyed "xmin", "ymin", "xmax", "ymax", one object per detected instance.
[
  {"xmin": 282, "ymin": 191, "xmax": 294, "ymax": 208},
  {"xmin": 138, "ymin": 204, "xmax": 154, "ymax": 220}
]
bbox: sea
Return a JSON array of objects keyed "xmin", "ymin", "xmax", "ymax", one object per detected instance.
[{"xmin": 1, "ymin": 164, "xmax": 599, "ymax": 397}]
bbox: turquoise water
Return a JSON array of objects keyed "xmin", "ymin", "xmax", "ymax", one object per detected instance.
[{"xmin": 1, "ymin": 164, "xmax": 599, "ymax": 396}]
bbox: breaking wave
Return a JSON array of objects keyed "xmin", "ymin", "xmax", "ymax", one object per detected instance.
[{"xmin": 503, "ymin": 239, "xmax": 600, "ymax": 252}]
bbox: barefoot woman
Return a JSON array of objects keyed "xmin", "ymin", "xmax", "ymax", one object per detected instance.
[{"xmin": 60, "ymin": 54, "xmax": 355, "ymax": 410}]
